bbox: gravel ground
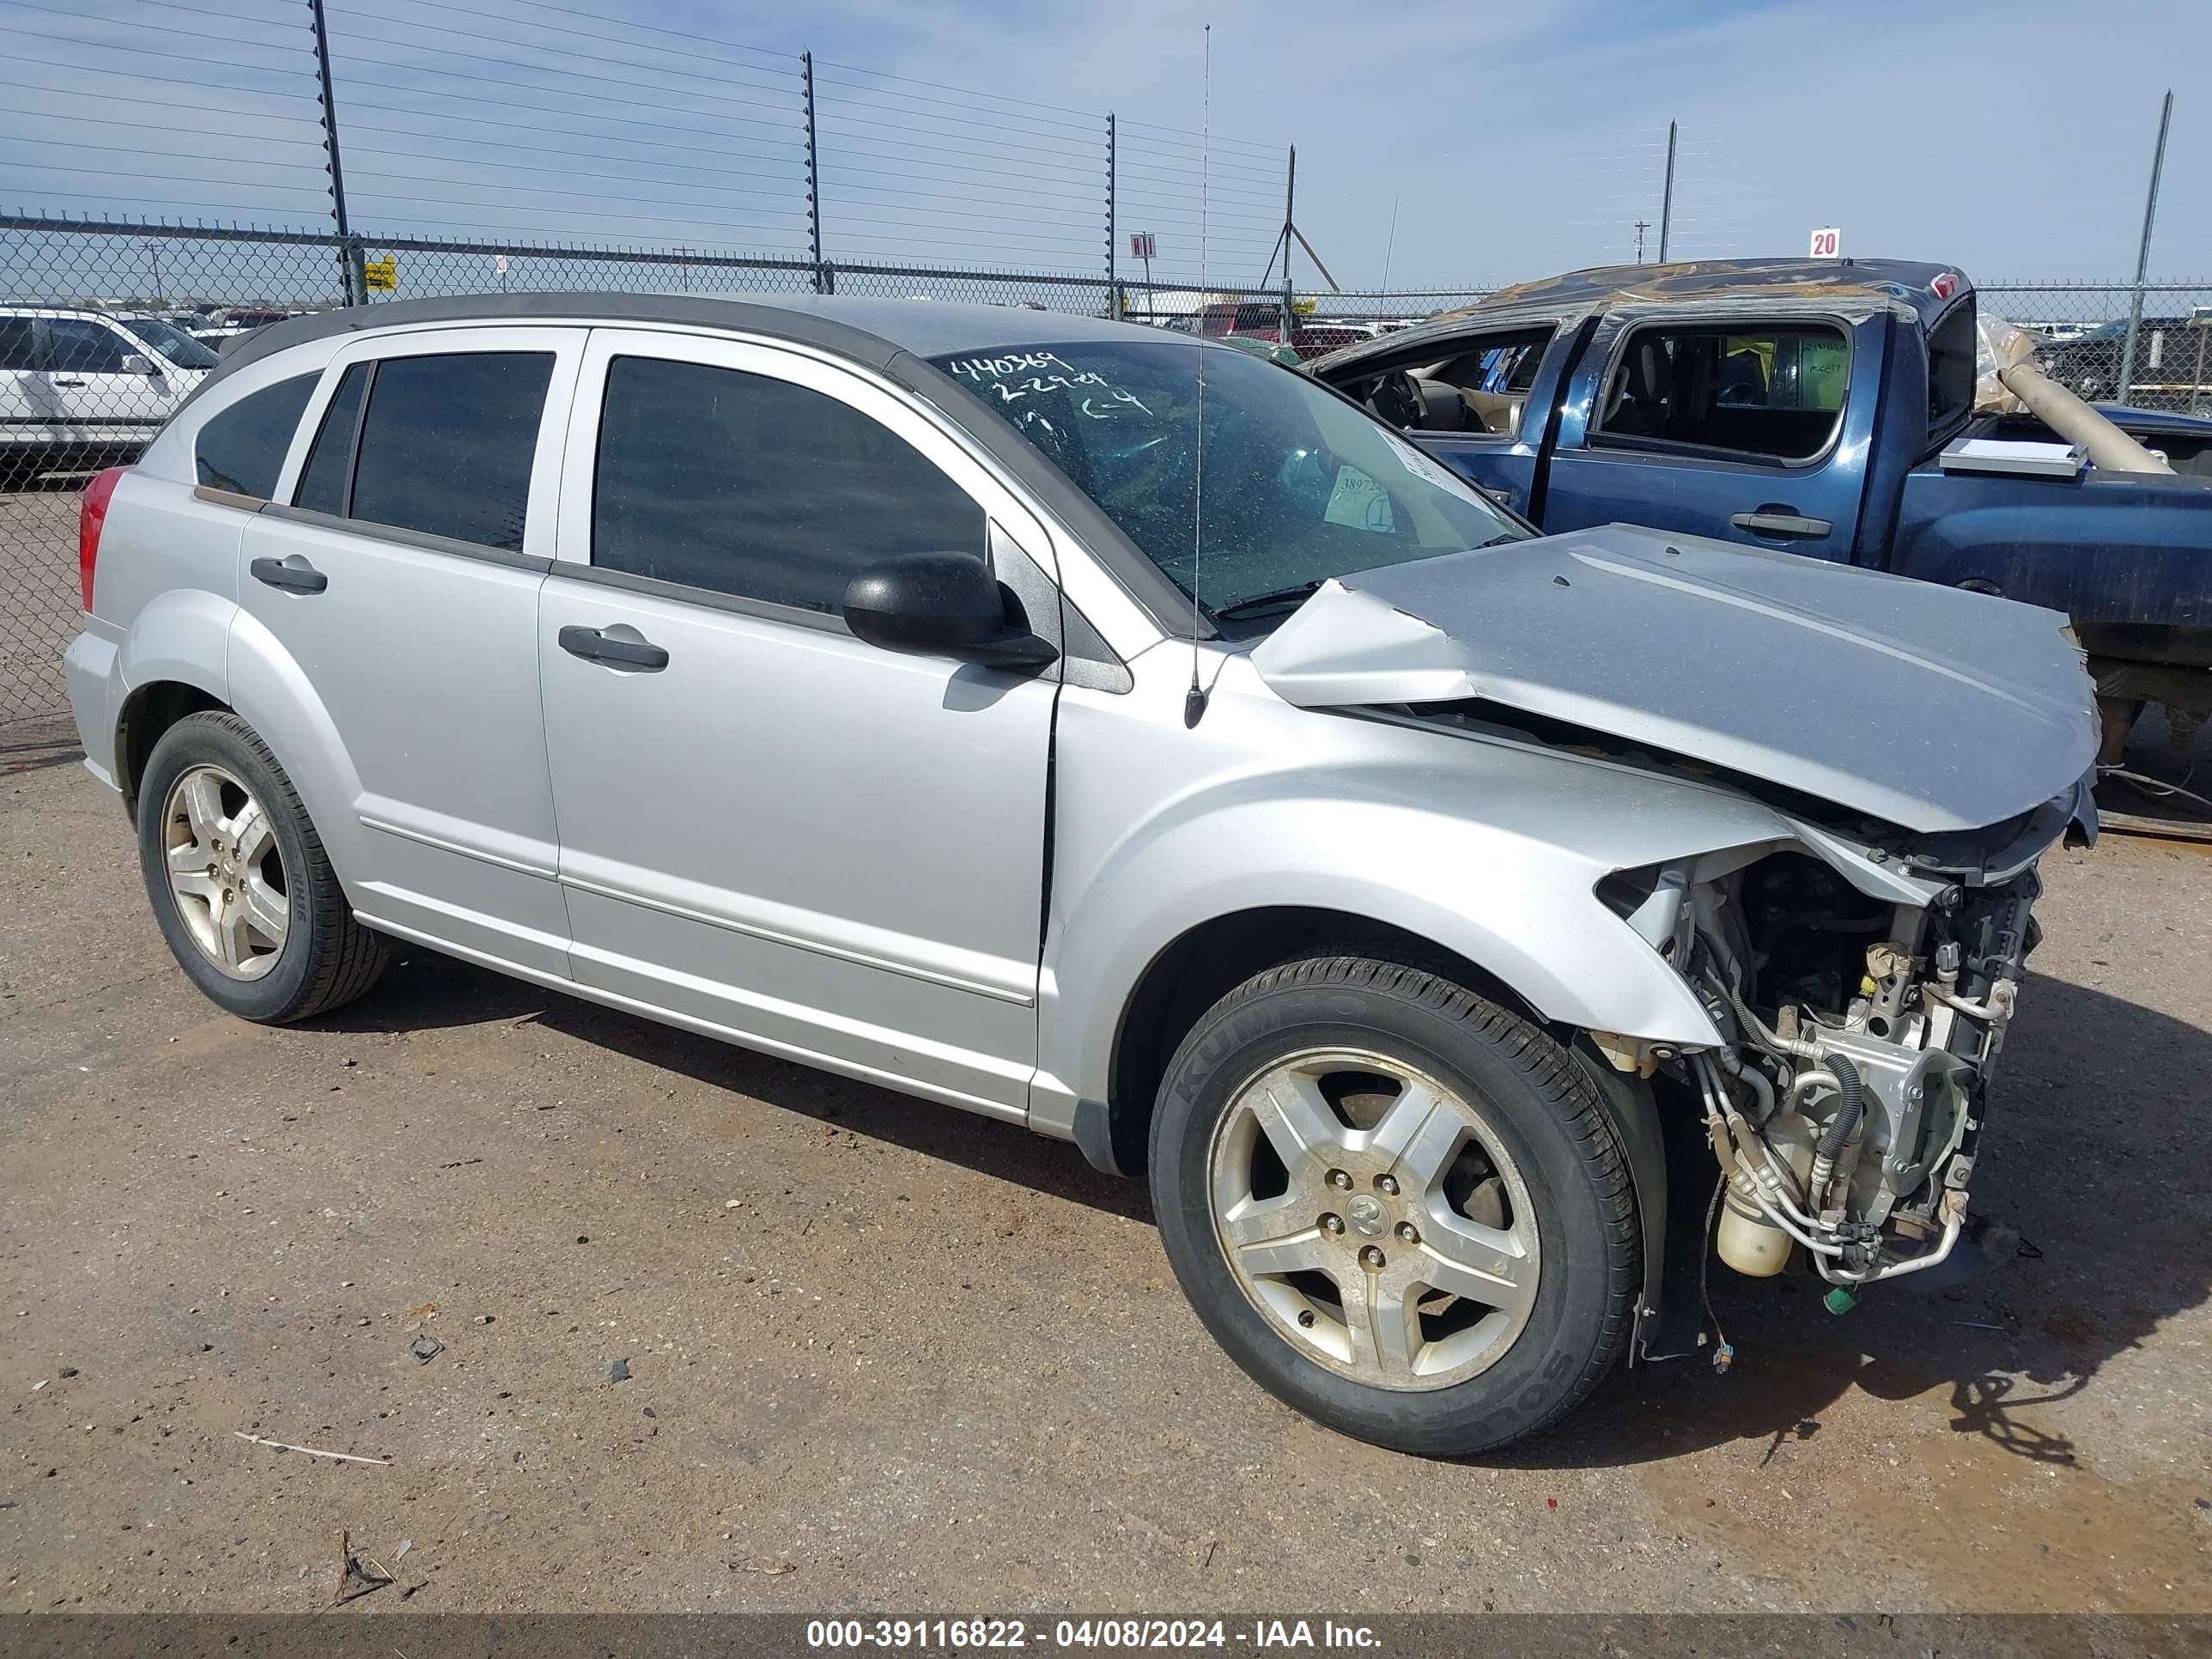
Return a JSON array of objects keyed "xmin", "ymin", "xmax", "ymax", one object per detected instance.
[{"xmin": 1, "ymin": 738, "xmax": 2208, "ymax": 1615}]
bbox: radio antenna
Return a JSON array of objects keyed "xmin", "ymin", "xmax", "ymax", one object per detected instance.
[{"xmin": 1182, "ymin": 21, "xmax": 1212, "ymax": 730}]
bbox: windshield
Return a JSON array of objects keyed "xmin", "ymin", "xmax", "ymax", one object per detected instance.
[
  {"xmin": 120, "ymin": 317, "xmax": 219, "ymax": 369},
  {"xmin": 931, "ymin": 338, "xmax": 1525, "ymax": 615}
]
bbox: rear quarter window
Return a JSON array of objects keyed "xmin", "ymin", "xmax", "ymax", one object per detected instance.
[{"xmin": 194, "ymin": 372, "xmax": 319, "ymax": 498}]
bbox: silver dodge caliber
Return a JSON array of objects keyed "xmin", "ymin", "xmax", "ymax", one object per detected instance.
[{"xmin": 65, "ymin": 295, "xmax": 2099, "ymax": 1455}]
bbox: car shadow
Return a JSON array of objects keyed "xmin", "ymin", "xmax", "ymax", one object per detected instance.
[
  {"xmin": 312, "ymin": 946, "xmax": 1156, "ymax": 1224},
  {"xmin": 319, "ymin": 951, "xmax": 2208, "ymax": 1467},
  {"xmin": 1502, "ymin": 968, "xmax": 2212, "ymax": 1470}
]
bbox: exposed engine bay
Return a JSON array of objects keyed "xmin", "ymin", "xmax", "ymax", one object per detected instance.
[{"xmin": 1628, "ymin": 847, "xmax": 2043, "ymax": 1290}]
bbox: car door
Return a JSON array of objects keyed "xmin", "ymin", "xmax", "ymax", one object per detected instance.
[
  {"xmin": 0, "ymin": 316, "xmax": 42, "ymax": 456},
  {"xmin": 236, "ymin": 325, "xmax": 584, "ymax": 977},
  {"xmin": 538, "ymin": 328, "xmax": 1060, "ymax": 1117},
  {"xmin": 1539, "ymin": 311, "xmax": 1877, "ymax": 563},
  {"xmin": 42, "ymin": 316, "xmax": 179, "ymax": 451}
]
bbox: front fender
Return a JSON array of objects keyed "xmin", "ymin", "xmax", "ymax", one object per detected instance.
[{"xmin": 1035, "ymin": 746, "xmax": 1790, "ymax": 1115}]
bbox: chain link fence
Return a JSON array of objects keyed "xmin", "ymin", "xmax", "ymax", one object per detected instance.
[
  {"xmin": 1981, "ymin": 283, "xmax": 2212, "ymax": 416},
  {"xmin": 4, "ymin": 215, "xmax": 2209, "ymax": 731}
]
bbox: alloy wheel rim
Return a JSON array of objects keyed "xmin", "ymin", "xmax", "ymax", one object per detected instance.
[
  {"xmin": 1207, "ymin": 1047, "xmax": 1540, "ymax": 1392},
  {"xmin": 160, "ymin": 763, "xmax": 289, "ymax": 981}
]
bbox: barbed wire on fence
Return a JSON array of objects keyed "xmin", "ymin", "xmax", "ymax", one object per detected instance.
[{"xmin": 0, "ymin": 0, "xmax": 1296, "ymax": 290}]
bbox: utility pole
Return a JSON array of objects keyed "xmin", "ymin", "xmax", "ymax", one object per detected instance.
[
  {"xmin": 1657, "ymin": 121, "xmax": 1676, "ymax": 264},
  {"xmin": 2118, "ymin": 89, "xmax": 2173, "ymax": 405},
  {"xmin": 145, "ymin": 240, "xmax": 163, "ymax": 307},
  {"xmin": 1633, "ymin": 218, "xmax": 1650, "ymax": 264},
  {"xmin": 307, "ymin": 0, "xmax": 364, "ymax": 306}
]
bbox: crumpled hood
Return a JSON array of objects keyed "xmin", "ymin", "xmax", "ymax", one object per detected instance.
[{"xmin": 1249, "ymin": 524, "xmax": 2099, "ymax": 834}]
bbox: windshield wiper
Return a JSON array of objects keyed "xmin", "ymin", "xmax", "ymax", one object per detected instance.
[{"xmin": 1210, "ymin": 579, "xmax": 1326, "ymax": 620}]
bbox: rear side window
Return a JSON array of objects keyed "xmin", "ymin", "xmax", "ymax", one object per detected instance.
[
  {"xmin": 0, "ymin": 317, "xmax": 37, "ymax": 372},
  {"xmin": 46, "ymin": 318, "xmax": 136, "ymax": 374},
  {"xmin": 1594, "ymin": 322, "xmax": 1849, "ymax": 462},
  {"xmin": 295, "ymin": 362, "xmax": 369, "ymax": 517},
  {"xmin": 294, "ymin": 352, "xmax": 552, "ymax": 551},
  {"xmin": 195, "ymin": 372, "xmax": 317, "ymax": 498},
  {"xmin": 591, "ymin": 355, "xmax": 984, "ymax": 614}
]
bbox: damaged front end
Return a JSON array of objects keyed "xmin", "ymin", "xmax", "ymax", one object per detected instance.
[
  {"xmin": 1602, "ymin": 809, "xmax": 2072, "ymax": 1296},
  {"xmin": 1245, "ymin": 521, "xmax": 2104, "ymax": 1320}
]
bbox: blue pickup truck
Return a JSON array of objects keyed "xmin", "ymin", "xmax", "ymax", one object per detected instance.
[{"xmin": 1312, "ymin": 258, "xmax": 2212, "ymax": 732}]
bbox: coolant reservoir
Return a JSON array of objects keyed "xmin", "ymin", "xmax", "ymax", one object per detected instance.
[{"xmin": 1717, "ymin": 1112, "xmax": 1818, "ymax": 1278}]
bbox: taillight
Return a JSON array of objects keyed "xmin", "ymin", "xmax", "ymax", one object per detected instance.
[{"xmin": 78, "ymin": 465, "xmax": 126, "ymax": 614}]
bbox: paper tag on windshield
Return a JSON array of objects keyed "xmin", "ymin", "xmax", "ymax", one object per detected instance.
[
  {"xmin": 1323, "ymin": 466, "xmax": 1395, "ymax": 533},
  {"xmin": 1390, "ymin": 436, "xmax": 1457, "ymax": 491}
]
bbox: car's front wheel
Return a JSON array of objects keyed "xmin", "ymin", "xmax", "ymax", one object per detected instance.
[
  {"xmin": 1149, "ymin": 954, "xmax": 1638, "ymax": 1456},
  {"xmin": 137, "ymin": 711, "xmax": 388, "ymax": 1023}
]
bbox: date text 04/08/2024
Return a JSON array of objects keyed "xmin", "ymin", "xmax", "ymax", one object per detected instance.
[{"xmin": 804, "ymin": 1619, "xmax": 1384, "ymax": 1650}]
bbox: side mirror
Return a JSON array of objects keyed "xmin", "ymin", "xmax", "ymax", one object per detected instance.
[
  {"xmin": 119, "ymin": 353, "xmax": 156, "ymax": 375},
  {"xmin": 842, "ymin": 551, "xmax": 1058, "ymax": 672}
]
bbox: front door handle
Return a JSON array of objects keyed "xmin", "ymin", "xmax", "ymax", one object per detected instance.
[
  {"xmin": 1729, "ymin": 509, "xmax": 1832, "ymax": 539},
  {"xmin": 558, "ymin": 624, "xmax": 669, "ymax": 672},
  {"xmin": 250, "ymin": 556, "xmax": 327, "ymax": 593},
  {"xmin": 52, "ymin": 378, "xmax": 88, "ymax": 388}
]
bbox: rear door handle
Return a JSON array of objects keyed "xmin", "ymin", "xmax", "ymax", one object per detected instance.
[
  {"xmin": 250, "ymin": 556, "xmax": 327, "ymax": 593},
  {"xmin": 558, "ymin": 624, "xmax": 669, "ymax": 672},
  {"xmin": 52, "ymin": 378, "xmax": 88, "ymax": 388},
  {"xmin": 1729, "ymin": 510, "xmax": 1832, "ymax": 538}
]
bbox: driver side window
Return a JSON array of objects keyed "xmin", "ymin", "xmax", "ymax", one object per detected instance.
[
  {"xmin": 592, "ymin": 354, "xmax": 987, "ymax": 614},
  {"xmin": 1373, "ymin": 325, "xmax": 1556, "ymax": 437}
]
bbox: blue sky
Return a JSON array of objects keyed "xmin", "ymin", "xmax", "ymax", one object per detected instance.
[
  {"xmin": 822, "ymin": 0, "xmax": 2207, "ymax": 285},
  {"xmin": 2, "ymin": 0, "xmax": 2207, "ymax": 291}
]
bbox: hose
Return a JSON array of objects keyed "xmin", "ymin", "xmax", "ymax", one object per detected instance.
[
  {"xmin": 2099, "ymin": 766, "xmax": 2212, "ymax": 817},
  {"xmin": 1817, "ymin": 1055, "xmax": 1865, "ymax": 1160},
  {"xmin": 1694, "ymin": 1054, "xmax": 1843, "ymax": 1257}
]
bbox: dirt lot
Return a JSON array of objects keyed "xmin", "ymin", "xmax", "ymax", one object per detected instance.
[{"xmin": 1, "ymin": 735, "xmax": 2209, "ymax": 1616}]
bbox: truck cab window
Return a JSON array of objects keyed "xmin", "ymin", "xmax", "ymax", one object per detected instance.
[
  {"xmin": 1594, "ymin": 323, "xmax": 1849, "ymax": 463},
  {"xmin": 1371, "ymin": 327, "xmax": 1556, "ymax": 437}
]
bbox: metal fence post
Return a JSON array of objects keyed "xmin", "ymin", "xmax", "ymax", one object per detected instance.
[
  {"xmin": 307, "ymin": 0, "xmax": 364, "ymax": 306},
  {"xmin": 2118, "ymin": 89, "xmax": 2173, "ymax": 405},
  {"xmin": 1657, "ymin": 120, "xmax": 1676, "ymax": 264},
  {"xmin": 803, "ymin": 51, "xmax": 825, "ymax": 295},
  {"xmin": 1281, "ymin": 144, "xmax": 1296, "ymax": 348},
  {"xmin": 1105, "ymin": 113, "xmax": 1117, "ymax": 319}
]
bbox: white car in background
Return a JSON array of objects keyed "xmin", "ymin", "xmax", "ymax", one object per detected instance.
[{"xmin": 0, "ymin": 307, "xmax": 217, "ymax": 483}]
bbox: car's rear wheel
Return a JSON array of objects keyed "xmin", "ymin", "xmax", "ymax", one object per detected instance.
[
  {"xmin": 137, "ymin": 711, "xmax": 387, "ymax": 1023},
  {"xmin": 1149, "ymin": 954, "xmax": 1638, "ymax": 1456}
]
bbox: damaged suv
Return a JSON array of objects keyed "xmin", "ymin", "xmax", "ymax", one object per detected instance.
[{"xmin": 65, "ymin": 296, "xmax": 2097, "ymax": 1455}]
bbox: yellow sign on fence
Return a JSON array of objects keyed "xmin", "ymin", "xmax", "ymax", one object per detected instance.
[{"xmin": 363, "ymin": 258, "xmax": 397, "ymax": 292}]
